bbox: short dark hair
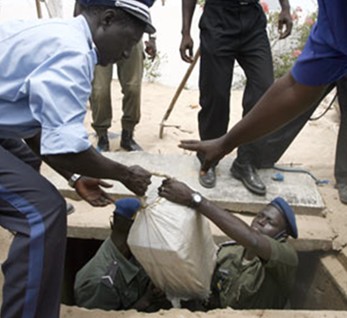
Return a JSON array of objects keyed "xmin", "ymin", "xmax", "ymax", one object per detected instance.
[{"xmin": 82, "ymin": 5, "xmax": 146, "ymax": 30}]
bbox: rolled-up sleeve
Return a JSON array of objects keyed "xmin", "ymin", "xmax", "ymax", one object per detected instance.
[{"xmin": 27, "ymin": 49, "xmax": 94, "ymax": 155}]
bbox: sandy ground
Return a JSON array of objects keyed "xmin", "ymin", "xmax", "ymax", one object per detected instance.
[{"xmin": 1, "ymin": 80, "xmax": 347, "ymax": 317}]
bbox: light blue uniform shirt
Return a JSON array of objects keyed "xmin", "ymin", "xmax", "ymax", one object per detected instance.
[{"xmin": 0, "ymin": 15, "xmax": 98, "ymax": 154}]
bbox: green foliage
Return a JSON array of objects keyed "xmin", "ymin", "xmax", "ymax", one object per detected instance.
[
  {"xmin": 266, "ymin": 6, "xmax": 317, "ymax": 79},
  {"xmin": 143, "ymin": 51, "xmax": 168, "ymax": 83},
  {"xmin": 193, "ymin": 1, "xmax": 318, "ymax": 83}
]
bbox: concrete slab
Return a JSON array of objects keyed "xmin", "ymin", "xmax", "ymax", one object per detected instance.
[
  {"xmin": 337, "ymin": 247, "xmax": 347, "ymax": 271},
  {"xmin": 61, "ymin": 306, "xmax": 347, "ymax": 318},
  {"xmin": 65, "ymin": 198, "xmax": 335, "ymax": 252},
  {"xmin": 44, "ymin": 152, "xmax": 325, "ymax": 216},
  {"xmin": 321, "ymin": 255, "xmax": 347, "ymax": 301}
]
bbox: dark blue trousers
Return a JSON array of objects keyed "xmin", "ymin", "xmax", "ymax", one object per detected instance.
[
  {"xmin": 256, "ymin": 76, "xmax": 347, "ymax": 186},
  {"xmin": 0, "ymin": 139, "xmax": 67, "ymax": 318}
]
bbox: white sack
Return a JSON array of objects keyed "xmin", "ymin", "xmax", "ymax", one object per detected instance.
[{"xmin": 127, "ymin": 194, "xmax": 218, "ymax": 301}]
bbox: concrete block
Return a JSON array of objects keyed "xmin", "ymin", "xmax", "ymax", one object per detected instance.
[
  {"xmin": 44, "ymin": 152, "xmax": 325, "ymax": 216},
  {"xmin": 337, "ymin": 247, "xmax": 347, "ymax": 271},
  {"xmin": 60, "ymin": 305, "xmax": 347, "ymax": 318},
  {"xmin": 321, "ymin": 255, "xmax": 347, "ymax": 302}
]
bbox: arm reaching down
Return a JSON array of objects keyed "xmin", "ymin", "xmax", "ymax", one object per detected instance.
[{"xmin": 179, "ymin": 73, "xmax": 327, "ymax": 172}]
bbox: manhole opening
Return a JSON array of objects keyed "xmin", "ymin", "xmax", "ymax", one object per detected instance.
[{"xmin": 62, "ymin": 237, "xmax": 347, "ymax": 311}]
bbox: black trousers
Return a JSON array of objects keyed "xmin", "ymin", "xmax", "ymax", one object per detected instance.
[
  {"xmin": 0, "ymin": 139, "xmax": 67, "ymax": 318},
  {"xmin": 198, "ymin": 0, "xmax": 274, "ymax": 165},
  {"xmin": 256, "ymin": 76, "xmax": 347, "ymax": 185}
]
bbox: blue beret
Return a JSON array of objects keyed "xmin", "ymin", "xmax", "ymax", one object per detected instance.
[
  {"xmin": 270, "ymin": 197, "xmax": 298, "ymax": 239},
  {"xmin": 114, "ymin": 198, "xmax": 141, "ymax": 220},
  {"xmin": 78, "ymin": 0, "xmax": 156, "ymax": 34}
]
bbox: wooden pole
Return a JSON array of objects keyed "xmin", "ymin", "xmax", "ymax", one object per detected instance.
[
  {"xmin": 35, "ymin": 0, "xmax": 43, "ymax": 18},
  {"xmin": 159, "ymin": 48, "xmax": 200, "ymax": 139}
]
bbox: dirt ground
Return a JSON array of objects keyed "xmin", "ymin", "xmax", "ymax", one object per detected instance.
[{"xmin": 1, "ymin": 80, "xmax": 347, "ymax": 317}]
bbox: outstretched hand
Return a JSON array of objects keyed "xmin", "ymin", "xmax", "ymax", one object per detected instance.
[
  {"xmin": 74, "ymin": 177, "xmax": 113, "ymax": 207},
  {"xmin": 179, "ymin": 138, "xmax": 227, "ymax": 172}
]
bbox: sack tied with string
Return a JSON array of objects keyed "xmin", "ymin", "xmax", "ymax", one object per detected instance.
[{"xmin": 127, "ymin": 194, "xmax": 218, "ymax": 302}]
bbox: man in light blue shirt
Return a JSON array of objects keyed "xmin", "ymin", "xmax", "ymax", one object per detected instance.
[{"xmin": 0, "ymin": 1, "xmax": 155, "ymax": 317}]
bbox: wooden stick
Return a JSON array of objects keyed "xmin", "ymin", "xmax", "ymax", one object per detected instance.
[
  {"xmin": 35, "ymin": 0, "xmax": 43, "ymax": 18},
  {"xmin": 159, "ymin": 48, "xmax": 200, "ymax": 139}
]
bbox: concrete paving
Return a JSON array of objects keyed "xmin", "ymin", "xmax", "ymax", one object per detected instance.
[
  {"xmin": 45, "ymin": 152, "xmax": 325, "ymax": 215},
  {"xmin": 321, "ymin": 255, "xmax": 347, "ymax": 301},
  {"xmin": 45, "ymin": 152, "xmax": 330, "ymax": 249}
]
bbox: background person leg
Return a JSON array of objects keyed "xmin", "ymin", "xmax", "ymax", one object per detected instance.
[
  {"xmin": 118, "ymin": 40, "xmax": 144, "ymax": 151},
  {"xmin": 90, "ymin": 64, "xmax": 113, "ymax": 151}
]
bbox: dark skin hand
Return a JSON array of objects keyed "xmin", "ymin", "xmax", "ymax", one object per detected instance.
[
  {"xmin": 179, "ymin": 0, "xmax": 196, "ymax": 63},
  {"xmin": 144, "ymin": 37, "xmax": 157, "ymax": 61},
  {"xmin": 278, "ymin": 0, "xmax": 292, "ymax": 39},
  {"xmin": 179, "ymin": 32, "xmax": 194, "ymax": 63},
  {"xmin": 157, "ymin": 177, "xmax": 195, "ymax": 206},
  {"xmin": 74, "ymin": 177, "xmax": 114, "ymax": 206},
  {"xmin": 158, "ymin": 178, "xmax": 288, "ymax": 261}
]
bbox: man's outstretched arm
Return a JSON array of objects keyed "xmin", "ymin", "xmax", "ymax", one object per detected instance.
[{"xmin": 180, "ymin": 73, "xmax": 326, "ymax": 171}]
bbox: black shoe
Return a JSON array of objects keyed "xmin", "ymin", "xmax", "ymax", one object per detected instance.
[
  {"xmin": 230, "ymin": 161, "xmax": 266, "ymax": 195},
  {"xmin": 97, "ymin": 134, "xmax": 110, "ymax": 152},
  {"xmin": 199, "ymin": 167, "xmax": 216, "ymax": 189},
  {"xmin": 337, "ymin": 183, "xmax": 347, "ymax": 204},
  {"xmin": 120, "ymin": 130, "xmax": 143, "ymax": 151}
]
